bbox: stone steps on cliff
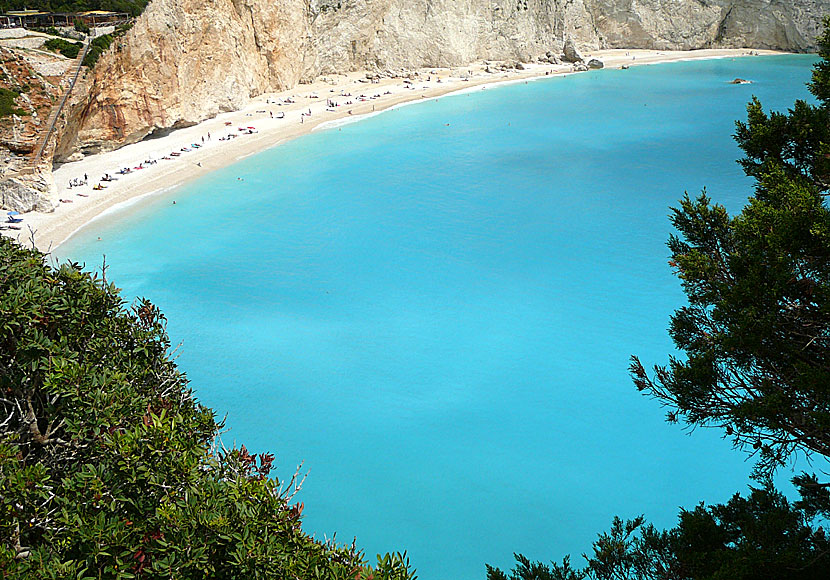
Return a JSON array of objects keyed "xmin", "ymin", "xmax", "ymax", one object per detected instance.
[{"xmin": 27, "ymin": 36, "xmax": 92, "ymax": 172}]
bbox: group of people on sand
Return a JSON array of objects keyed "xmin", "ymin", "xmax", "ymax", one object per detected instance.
[
  {"xmin": 57, "ymin": 130, "xmax": 249, "ymax": 206},
  {"xmin": 55, "ymin": 73, "xmax": 453, "ymax": 205},
  {"xmin": 56, "ymin": 78, "xmax": 438, "ymax": 204},
  {"xmin": 68, "ymin": 175, "xmax": 88, "ymax": 188}
]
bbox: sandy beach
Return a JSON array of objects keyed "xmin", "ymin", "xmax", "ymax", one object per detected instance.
[{"xmin": 1, "ymin": 47, "xmax": 782, "ymax": 252}]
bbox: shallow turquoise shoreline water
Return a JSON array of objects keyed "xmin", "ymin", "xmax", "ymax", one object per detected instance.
[{"xmin": 60, "ymin": 54, "xmax": 816, "ymax": 580}]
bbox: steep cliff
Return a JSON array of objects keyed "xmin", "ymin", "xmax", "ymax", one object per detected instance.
[
  {"xmin": 589, "ymin": 0, "xmax": 824, "ymax": 51},
  {"xmin": 60, "ymin": 0, "xmax": 308, "ymax": 156},
  {"xmin": 57, "ymin": 0, "xmax": 828, "ymax": 157}
]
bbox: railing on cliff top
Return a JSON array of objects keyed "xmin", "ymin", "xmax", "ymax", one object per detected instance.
[{"xmin": 29, "ymin": 34, "xmax": 92, "ymax": 170}]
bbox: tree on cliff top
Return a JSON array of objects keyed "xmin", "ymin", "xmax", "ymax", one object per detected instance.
[{"xmin": 0, "ymin": 235, "xmax": 415, "ymax": 579}]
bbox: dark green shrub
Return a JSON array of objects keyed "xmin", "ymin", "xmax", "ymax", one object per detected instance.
[
  {"xmin": 43, "ymin": 37, "xmax": 82, "ymax": 59},
  {"xmin": 82, "ymin": 32, "xmax": 113, "ymax": 67},
  {"xmin": 0, "ymin": 237, "xmax": 416, "ymax": 580},
  {"xmin": 0, "ymin": 0, "xmax": 149, "ymax": 16},
  {"xmin": 0, "ymin": 88, "xmax": 26, "ymax": 117}
]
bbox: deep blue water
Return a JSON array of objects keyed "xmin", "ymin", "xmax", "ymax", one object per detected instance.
[{"xmin": 60, "ymin": 55, "xmax": 816, "ymax": 580}]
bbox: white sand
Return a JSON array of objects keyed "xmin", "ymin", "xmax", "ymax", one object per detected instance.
[{"xmin": 2, "ymin": 48, "xmax": 782, "ymax": 251}]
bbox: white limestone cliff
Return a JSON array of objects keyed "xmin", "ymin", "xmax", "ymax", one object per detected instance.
[{"xmin": 56, "ymin": 0, "xmax": 829, "ymax": 157}]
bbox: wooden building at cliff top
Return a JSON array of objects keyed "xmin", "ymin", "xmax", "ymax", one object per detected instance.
[
  {"xmin": 77, "ymin": 10, "xmax": 130, "ymax": 27},
  {"xmin": 0, "ymin": 9, "xmax": 129, "ymax": 29}
]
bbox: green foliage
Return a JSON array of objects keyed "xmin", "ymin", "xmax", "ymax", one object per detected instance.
[
  {"xmin": 582, "ymin": 516, "xmax": 676, "ymax": 580},
  {"xmin": 486, "ymin": 554, "xmax": 585, "ymax": 580},
  {"xmin": 0, "ymin": 0, "xmax": 148, "ymax": 17},
  {"xmin": 671, "ymin": 485, "xmax": 829, "ymax": 580},
  {"xmin": 0, "ymin": 87, "xmax": 25, "ymax": 117},
  {"xmin": 809, "ymin": 16, "xmax": 830, "ymax": 103},
  {"xmin": 43, "ymin": 37, "xmax": 82, "ymax": 59},
  {"xmin": 82, "ymin": 33, "xmax": 113, "ymax": 67},
  {"xmin": 0, "ymin": 236, "xmax": 416, "ymax": 580},
  {"xmin": 487, "ymin": 487, "xmax": 829, "ymax": 580},
  {"xmin": 631, "ymin": 167, "xmax": 830, "ymax": 474}
]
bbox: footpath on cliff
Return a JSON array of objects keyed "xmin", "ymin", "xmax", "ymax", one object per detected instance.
[{"xmin": 1, "ymin": 47, "xmax": 781, "ymax": 252}]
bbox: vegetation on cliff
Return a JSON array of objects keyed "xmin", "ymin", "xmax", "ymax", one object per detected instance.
[
  {"xmin": 83, "ymin": 28, "xmax": 123, "ymax": 67},
  {"xmin": 0, "ymin": 237, "xmax": 415, "ymax": 579},
  {"xmin": 0, "ymin": 87, "xmax": 25, "ymax": 117},
  {"xmin": 43, "ymin": 37, "xmax": 82, "ymax": 59},
  {"xmin": 0, "ymin": 0, "xmax": 148, "ymax": 17},
  {"xmin": 487, "ymin": 16, "xmax": 830, "ymax": 580}
]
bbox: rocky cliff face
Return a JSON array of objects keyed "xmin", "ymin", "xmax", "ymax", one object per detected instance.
[
  {"xmin": 306, "ymin": 0, "xmax": 599, "ymax": 73},
  {"xmin": 60, "ymin": 0, "xmax": 308, "ymax": 156},
  {"xmin": 57, "ymin": 0, "xmax": 828, "ymax": 157},
  {"xmin": 589, "ymin": 0, "xmax": 825, "ymax": 51}
]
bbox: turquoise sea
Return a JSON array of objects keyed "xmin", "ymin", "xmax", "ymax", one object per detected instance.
[{"xmin": 59, "ymin": 55, "xmax": 816, "ymax": 580}]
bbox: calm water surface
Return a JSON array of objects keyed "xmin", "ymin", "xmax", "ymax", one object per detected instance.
[{"xmin": 60, "ymin": 55, "xmax": 815, "ymax": 580}]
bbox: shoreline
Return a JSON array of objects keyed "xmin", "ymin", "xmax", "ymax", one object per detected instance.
[{"xmin": 2, "ymin": 48, "xmax": 784, "ymax": 252}]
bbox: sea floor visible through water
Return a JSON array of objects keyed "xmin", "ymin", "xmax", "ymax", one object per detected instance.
[{"xmin": 59, "ymin": 54, "xmax": 816, "ymax": 580}]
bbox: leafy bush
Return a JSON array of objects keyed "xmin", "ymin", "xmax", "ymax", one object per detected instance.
[
  {"xmin": 0, "ymin": 87, "xmax": 26, "ymax": 117},
  {"xmin": 0, "ymin": 0, "xmax": 149, "ymax": 17},
  {"xmin": 82, "ymin": 33, "xmax": 113, "ymax": 67},
  {"xmin": 43, "ymin": 37, "xmax": 82, "ymax": 59},
  {"xmin": 0, "ymin": 237, "xmax": 416, "ymax": 580}
]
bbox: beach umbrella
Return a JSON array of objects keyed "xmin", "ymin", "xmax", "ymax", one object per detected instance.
[{"xmin": 7, "ymin": 211, "xmax": 19, "ymax": 216}]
